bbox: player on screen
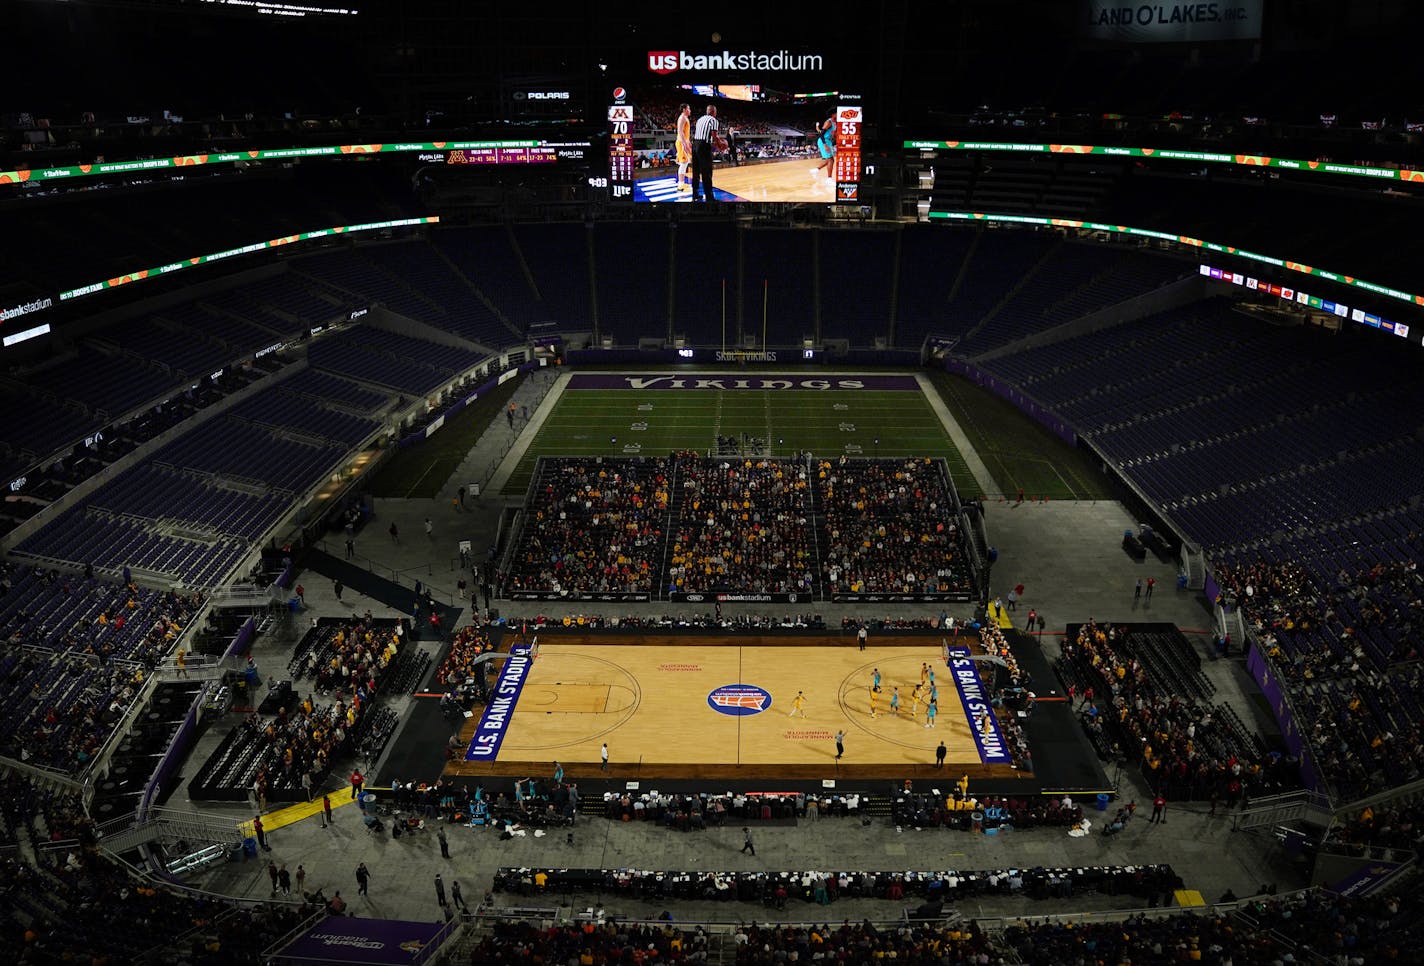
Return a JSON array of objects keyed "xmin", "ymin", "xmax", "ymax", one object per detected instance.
[
  {"xmin": 812, "ymin": 117, "xmax": 836, "ymax": 191},
  {"xmin": 675, "ymin": 103, "xmax": 693, "ymax": 193}
]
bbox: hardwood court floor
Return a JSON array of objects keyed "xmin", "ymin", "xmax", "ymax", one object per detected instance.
[{"xmin": 444, "ymin": 636, "xmax": 1023, "ymax": 783}]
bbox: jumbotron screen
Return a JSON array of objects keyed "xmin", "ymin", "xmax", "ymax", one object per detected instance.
[{"xmin": 607, "ymin": 83, "xmax": 862, "ymax": 204}]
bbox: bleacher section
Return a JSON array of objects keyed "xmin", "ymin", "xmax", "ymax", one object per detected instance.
[
  {"xmin": 0, "ymin": 267, "xmax": 360, "ymax": 508},
  {"xmin": 821, "ymin": 228, "xmax": 896, "ymax": 346},
  {"xmin": 503, "ymin": 455, "xmax": 977, "ymax": 602},
  {"xmin": 11, "ymin": 365, "xmax": 389, "ymax": 587},
  {"xmin": 740, "ymin": 228, "xmax": 816, "ymax": 347},
  {"xmin": 14, "ymin": 508, "xmax": 248, "ymax": 588},
  {"xmin": 86, "ymin": 464, "xmax": 289, "ymax": 543},
  {"xmin": 1056, "ymin": 621, "xmax": 1295, "ymax": 801},
  {"xmin": 965, "ymin": 243, "xmax": 1190, "ymax": 352},
  {"xmin": 509, "ymin": 222, "xmax": 593, "ymax": 328},
  {"xmin": 306, "ymin": 324, "xmax": 484, "ymax": 396},
  {"xmin": 893, "ymin": 225, "xmax": 976, "ymax": 348},
  {"xmin": 190, "ymin": 616, "xmax": 409, "ymax": 802},
  {"xmin": 672, "ymin": 456, "xmax": 815, "ymax": 595},
  {"xmin": 504, "ymin": 456, "xmax": 675, "ymax": 599},
  {"xmin": 591, "ymin": 221, "xmax": 671, "ymax": 345},
  {"xmin": 428, "ymin": 225, "xmax": 543, "ymax": 335},
  {"xmin": 0, "ymin": 852, "xmax": 307, "ymax": 963},
  {"xmin": 671, "ymin": 221, "xmax": 740, "ymax": 345},
  {"xmin": 0, "ymin": 563, "xmax": 201, "ymax": 772},
  {"xmin": 1214, "ymin": 558, "xmax": 1424, "ymax": 800},
  {"xmin": 818, "ymin": 457, "xmax": 975, "ymax": 598},
  {"xmin": 23, "ymin": 346, "xmax": 176, "ymax": 422},
  {"xmin": 292, "ymin": 244, "xmax": 521, "ymax": 349}
]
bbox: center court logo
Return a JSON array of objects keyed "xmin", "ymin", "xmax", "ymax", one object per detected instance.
[{"xmin": 708, "ymin": 684, "xmax": 772, "ymax": 716}]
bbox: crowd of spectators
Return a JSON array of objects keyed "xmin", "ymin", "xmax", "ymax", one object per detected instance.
[
  {"xmin": 818, "ymin": 457, "xmax": 974, "ymax": 597},
  {"xmin": 496, "ymin": 863, "xmax": 1179, "ymax": 910},
  {"xmin": 292, "ymin": 616, "xmax": 403, "ymax": 697},
  {"xmin": 502, "ymin": 455, "xmax": 981, "ymax": 601},
  {"xmin": 502, "ymin": 611, "xmax": 828, "ymax": 631},
  {"xmin": 470, "ymin": 920, "xmax": 710, "ymax": 964},
  {"xmin": 670, "ymin": 458, "xmax": 814, "ymax": 595},
  {"xmin": 894, "ymin": 787, "xmax": 1085, "ymax": 833},
  {"xmin": 1005, "ymin": 884, "xmax": 1424, "ymax": 965},
  {"xmin": 0, "ymin": 563, "xmax": 204, "ymax": 772},
  {"xmin": 232, "ymin": 694, "xmax": 355, "ymax": 803},
  {"xmin": 1325, "ymin": 799, "xmax": 1424, "ymax": 853},
  {"xmin": 434, "ymin": 623, "xmax": 496, "ymax": 695},
  {"xmin": 601, "ymin": 790, "xmax": 862, "ymax": 828},
  {"xmin": 2, "ymin": 850, "xmax": 309, "ymax": 964},
  {"xmin": 1058, "ymin": 619, "xmax": 1291, "ymax": 801},
  {"xmin": 734, "ymin": 920, "xmax": 999, "ymax": 965},
  {"xmin": 470, "ymin": 918, "xmax": 1003, "ymax": 965},
  {"xmin": 486, "ymin": 868, "xmax": 1389, "ymax": 966},
  {"xmin": 0, "ymin": 777, "xmax": 91, "ymax": 852},
  {"xmin": 215, "ymin": 616, "xmax": 405, "ymax": 800},
  {"xmin": 505, "ymin": 458, "xmax": 673, "ymax": 597},
  {"xmin": 977, "ymin": 622, "xmax": 1033, "ymax": 770},
  {"xmin": 1, "ymin": 652, "xmax": 151, "ymax": 773},
  {"xmin": 1215, "ymin": 557, "xmax": 1424, "ymax": 799}
]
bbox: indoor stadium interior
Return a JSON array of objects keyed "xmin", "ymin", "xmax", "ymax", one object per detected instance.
[{"xmin": 2, "ymin": 1, "xmax": 1423, "ymax": 963}]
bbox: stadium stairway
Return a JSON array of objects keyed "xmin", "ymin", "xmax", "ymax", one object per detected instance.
[
  {"xmin": 300, "ymin": 547, "xmax": 463, "ymax": 629},
  {"xmin": 444, "ymin": 367, "xmax": 562, "ymax": 502}
]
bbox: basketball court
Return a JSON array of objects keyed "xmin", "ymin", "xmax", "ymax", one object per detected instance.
[
  {"xmin": 635, "ymin": 156, "xmax": 839, "ymax": 203},
  {"xmin": 443, "ymin": 633, "xmax": 1024, "ymax": 783}
]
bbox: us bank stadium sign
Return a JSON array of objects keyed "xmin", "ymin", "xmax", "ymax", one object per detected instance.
[{"xmin": 647, "ymin": 50, "xmax": 824, "ymax": 74}]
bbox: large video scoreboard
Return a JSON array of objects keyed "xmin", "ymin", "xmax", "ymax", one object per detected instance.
[{"xmin": 605, "ymin": 82, "xmax": 863, "ymax": 204}]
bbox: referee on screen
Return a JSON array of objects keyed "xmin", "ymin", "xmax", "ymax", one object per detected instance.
[{"xmin": 691, "ymin": 104, "xmax": 720, "ymax": 202}]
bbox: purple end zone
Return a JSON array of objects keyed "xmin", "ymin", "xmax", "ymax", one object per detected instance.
[{"xmin": 565, "ymin": 374, "xmax": 922, "ymax": 391}]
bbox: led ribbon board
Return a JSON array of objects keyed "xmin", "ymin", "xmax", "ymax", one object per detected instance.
[
  {"xmin": 57, "ymin": 216, "xmax": 440, "ymax": 303},
  {"xmin": 928, "ymin": 210, "xmax": 1424, "ymax": 312},
  {"xmin": 0, "ymin": 142, "xmax": 586, "ymax": 187},
  {"xmin": 904, "ymin": 140, "xmax": 1424, "ymax": 187}
]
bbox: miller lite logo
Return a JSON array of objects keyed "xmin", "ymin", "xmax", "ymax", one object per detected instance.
[{"xmin": 707, "ymin": 684, "xmax": 772, "ymax": 716}]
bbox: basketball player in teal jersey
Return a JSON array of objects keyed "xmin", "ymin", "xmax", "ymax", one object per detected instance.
[{"xmin": 811, "ymin": 117, "xmax": 836, "ymax": 192}]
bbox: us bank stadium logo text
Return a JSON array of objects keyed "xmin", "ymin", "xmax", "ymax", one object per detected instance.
[
  {"xmin": 648, "ymin": 50, "xmax": 824, "ymax": 74},
  {"xmin": 708, "ymin": 684, "xmax": 773, "ymax": 717}
]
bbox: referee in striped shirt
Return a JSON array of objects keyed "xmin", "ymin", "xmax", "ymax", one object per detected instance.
[{"xmin": 691, "ymin": 104, "xmax": 720, "ymax": 202}]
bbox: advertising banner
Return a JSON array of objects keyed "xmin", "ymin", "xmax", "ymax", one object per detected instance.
[
  {"xmin": 465, "ymin": 643, "xmax": 534, "ymax": 761},
  {"xmin": 273, "ymin": 917, "xmax": 447, "ymax": 965},
  {"xmin": 1084, "ymin": 1, "xmax": 1263, "ymax": 43}
]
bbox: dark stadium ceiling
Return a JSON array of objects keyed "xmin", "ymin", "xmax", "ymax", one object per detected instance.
[{"xmin": 11, "ymin": 0, "xmax": 1419, "ymax": 126}]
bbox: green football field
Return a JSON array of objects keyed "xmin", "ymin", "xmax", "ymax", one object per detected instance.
[{"xmin": 502, "ymin": 384, "xmax": 977, "ymax": 497}]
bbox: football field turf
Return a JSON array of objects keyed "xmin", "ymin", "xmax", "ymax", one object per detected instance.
[{"xmin": 502, "ymin": 375, "xmax": 977, "ymax": 497}]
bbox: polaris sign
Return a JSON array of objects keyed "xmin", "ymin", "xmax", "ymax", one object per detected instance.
[
  {"xmin": 515, "ymin": 91, "xmax": 571, "ymax": 100},
  {"xmin": 648, "ymin": 50, "xmax": 824, "ymax": 74},
  {"xmin": 1085, "ymin": 1, "xmax": 1262, "ymax": 42}
]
